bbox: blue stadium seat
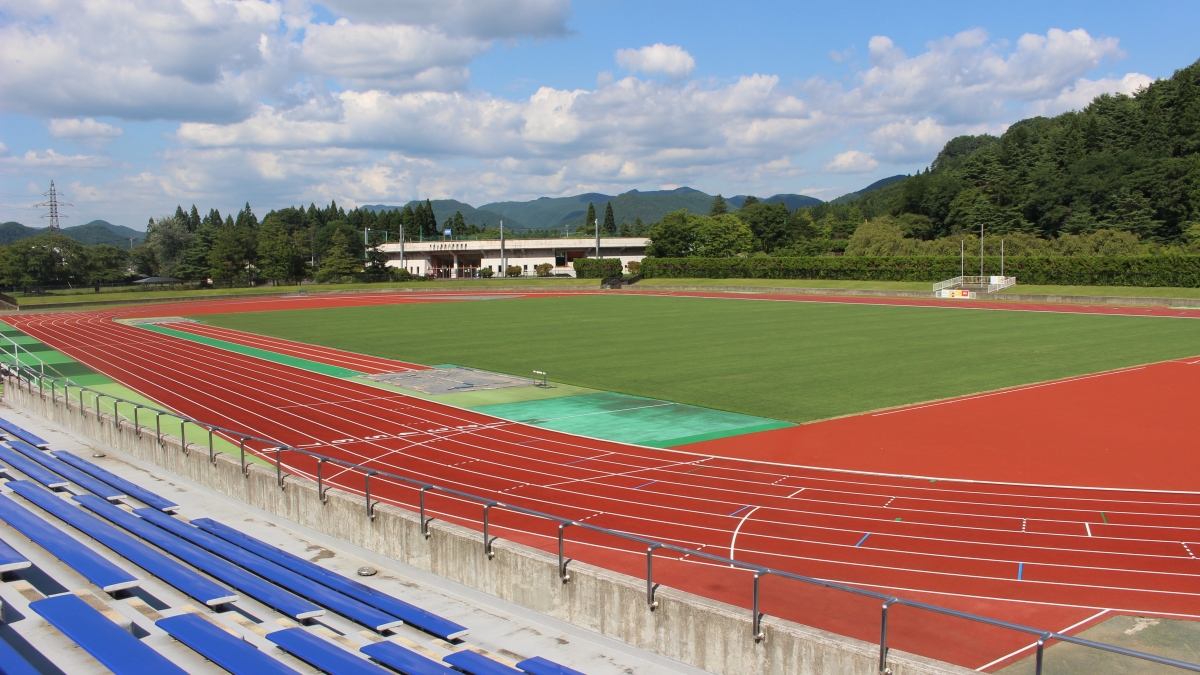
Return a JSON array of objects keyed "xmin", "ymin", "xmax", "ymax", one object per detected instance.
[
  {"xmin": 516, "ymin": 656, "xmax": 587, "ymax": 675},
  {"xmin": 0, "ymin": 633, "xmax": 42, "ymax": 675},
  {"xmin": 443, "ymin": 651, "xmax": 523, "ymax": 675},
  {"xmin": 29, "ymin": 593, "xmax": 188, "ymax": 674},
  {"xmin": 135, "ymin": 508, "xmax": 403, "ymax": 632},
  {"xmin": 74, "ymin": 495, "xmax": 323, "ymax": 620},
  {"xmin": 193, "ymin": 518, "xmax": 469, "ymax": 640},
  {"xmin": 0, "ymin": 418, "xmax": 48, "ymax": 449},
  {"xmin": 360, "ymin": 640, "xmax": 458, "ymax": 675},
  {"xmin": 0, "ymin": 444, "xmax": 68, "ymax": 489},
  {"xmin": 156, "ymin": 613, "xmax": 301, "ymax": 675},
  {"xmin": 50, "ymin": 451, "xmax": 178, "ymax": 512},
  {"xmin": 0, "ymin": 493, "xmax": 138, "ymax": 592},
  {"xmin": 0, "ymin": 534, "xmax": 31, "ymax": 573},
  {"xmin": 266, "ymin": 627, "xmax": 392, "ymax": 674},
  {"xmin": 6, "ymin": 439, "xmax": 124, "ymax": 501},
  {"xmin": 8, "ymin": 481, "xmax": 236, "ymax": 607}
]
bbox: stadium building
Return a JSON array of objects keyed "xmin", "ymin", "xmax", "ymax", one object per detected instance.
[{"xmin": 378, "ymin": 237, "xmax": 649, "ymax": 278}]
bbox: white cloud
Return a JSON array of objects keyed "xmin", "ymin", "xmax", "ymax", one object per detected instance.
[
  {"xmin": 824, "ymin": 150, "xmax": 879, "ymax": 173},
  {"xmin": 0, "ymin": 142, "xmax": 8, "ymax": 157},
  {"xmin": 616, "ymin": 44, "xmax": 695, "ymax": 79},
  {"xmin": 0, "ymin": 149, "xmax": 113, "ymax": 169},
  {"xmin": 1026, "ymin": 72, "xmax": 1153, "ymax": 117},
  {"xmin": 318, "ymin": 0, "xmax": 571, "ymax": 39},
  {"xmin": 48, "ymin": 118, "xmax": 123, "ymax": 141}
]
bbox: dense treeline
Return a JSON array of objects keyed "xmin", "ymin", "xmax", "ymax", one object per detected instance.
[{"xmin": 646, "ymin": 58, "xmax": 1200, "ymax": 261}]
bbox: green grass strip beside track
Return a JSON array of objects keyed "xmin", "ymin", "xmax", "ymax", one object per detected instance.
[{"xmin": 137, "ymin": 324, "xmax": 364, "ymax": 378}]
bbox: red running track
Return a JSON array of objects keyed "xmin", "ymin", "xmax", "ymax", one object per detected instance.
[{"xmin": 8, "ymin": 300, "xmax": 1200, "ymax": 670}]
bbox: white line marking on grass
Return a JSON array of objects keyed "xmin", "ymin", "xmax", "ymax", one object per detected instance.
[
  {"xmin": 975, "ymin": 609, "xmax": 1110, "ymax": 671},
  {"xmin": 872, "ymin": 368, "xmax": 1144, "ymax": 417},
  {"xmin": 729, "ymin": 506, "xmax": 761, "ymax": 565}
]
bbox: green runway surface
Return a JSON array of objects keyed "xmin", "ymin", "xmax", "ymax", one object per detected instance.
[
  {"xmin": 471, "ymin": 392, "xmax": 791, "ymax": 448},
  {"xmin": 199, "ymin": 294, "xmax": 1200, "ymax": 424}
]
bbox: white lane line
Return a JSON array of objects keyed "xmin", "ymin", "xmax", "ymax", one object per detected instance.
[
  {"xmin": 1085, "ymin": 522, "xmax": 1092, "ymax": 537},
  {"xmin": 1184, "ymin": 543, "xmax": 1196, "ymax": 559},
  {"xmin": 884, "ymin": 497, "xmax": 895, "ymax": 507},
  {"xmin": 787, "ymin": 488, "xmax": 806, "ymax": 498},
  {"xmin": 729, "ymin": 506, "xmax": 761, "ymax": 565},
  {"xmin": 873, "ymin": 368, "xmax": 1144, "ymax": 417},
  {"xmin": 974, "ymin": 609, "xmax": 1110, "ymax": 671}
]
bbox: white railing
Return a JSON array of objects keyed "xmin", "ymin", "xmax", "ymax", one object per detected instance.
[{"xmin": 933, "ymin": 276, "xmax": 1017, "ymax": 294}]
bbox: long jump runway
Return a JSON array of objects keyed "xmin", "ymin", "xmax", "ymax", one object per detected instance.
[{"xmin": 8, "ymin": 297, "xmax": 1200, "ymax": 670}]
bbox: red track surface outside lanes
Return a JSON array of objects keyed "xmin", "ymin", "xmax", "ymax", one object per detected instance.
[{"xmin": 8, "ymin": 291, "xmax": 1200, "ymax": 671}]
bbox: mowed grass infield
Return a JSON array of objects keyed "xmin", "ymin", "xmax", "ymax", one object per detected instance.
[{"xmin": 198, "ymin": 294, "xmax": 1200, "ymax": 424}]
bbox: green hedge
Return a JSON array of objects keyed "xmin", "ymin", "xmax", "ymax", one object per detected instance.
[
  {"xmin": 639, "ymin": 256, "xmax": 1200, "ymax": 287},
  {"xmin": 573, "ymin": 258, "xmax": 624, "ymax": 278}
]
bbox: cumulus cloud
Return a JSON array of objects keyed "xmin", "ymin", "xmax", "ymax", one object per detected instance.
[
  {"xmin": 824, "ymin": 150, "xmax": 879, "ymax": 173},
  {"xmin": 319, "ymin": 0, "xmax": 572, "ymax": 39},
  {"xmin": 616, "ymin": 44, "xmax": 695, "ymax": 79},
  {"xmin": 1026, "ymin": 72, "xmax": 1153, "ymax": 117},
  {"xmin": 48, "ymin": 118, "xmax": 123, "ymax": 141},
  {"xmin": 0, "ymin": 149, "xmax": 113, "ymax": 169}
]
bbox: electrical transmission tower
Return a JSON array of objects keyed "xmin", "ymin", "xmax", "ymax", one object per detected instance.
[{"xmin": 34, "ymin": 180, "xmax": 71, "ymax": 233}]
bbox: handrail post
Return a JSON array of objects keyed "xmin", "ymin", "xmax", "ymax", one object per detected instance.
[
  {"xmin": 208, "ymin": 426, "xmax": 216, "ymax": 464},
  {"xmin": 558, "ymin": 521, "xmax": 573, "ymax": 582},
  {"xmin": 275, "ymin": 447, "xmax": 285, "ymax": 489},
  {"xmin": 155, "ymin": 413, "xmax": 162, "ymax": 448},
  {"xmin": 133, "ymin": 405, "xmax": 140, "ymax": 437},
  {"xmin": 482, "ymin": 502, "xmax": 498, "ymax": 559},
  {"xmin": 419, "ymin": 486, "xmax": 432, "ymax": 537},
  {"xmin": 316, "ymin": 458, "xmax": 327, "ymax": 502},
  {"xmin": 753, "ymin": 570, "xmax": 771, "ymax": 642},
  {"xmin": 879, "ymin": 598, "xmax": 898, "ymax": 675},
  {"xmin": 239, "ymin": 437, "xmax": 248, "ymax": 477},
  {"xmin": 180, "ymin": 420, "xmax": 189, "ymax": 455},
  {"xmin": 365, "ymin": 470, "xmax": 378, "ymax": 521},
  {"xmin": 95, "ymin": 392, "xmax": 100, "ymax": 421},
  {"xmin": 1035, "ymin": 632, "xmax": 1050, "ymax": 675},
  {"xmin": 646, "ymin": 543, "xmax": 662, "ymax": 609}
]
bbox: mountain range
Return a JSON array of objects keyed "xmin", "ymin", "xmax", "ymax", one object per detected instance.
[
  {"xmin": 0, "ymin": 220, "xmax": 144, "ymax": 247},
  {"xmin": 365, "ymin": 177, "xmax": 903, "ymax": 231}
]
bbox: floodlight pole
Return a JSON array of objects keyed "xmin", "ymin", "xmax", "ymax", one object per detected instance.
[
  {"xmin": 1001, "ymin": 239, "xmax": 1005, "ymax": 277},
  {"xmin": 960, "ymin": 240, "xmax": 964, "ymax": 278},
  {"xmin": 500, "ymin": 220, "xmax": 506, "ymax": 276},
  {"xmin": 595, "ymin": 218, "xmax": 600, "ymax": 259},
  {"xmin": 399, "ymin": 225, "xmax": 405, "ymax": 268},
  {"xmin": 980, "ymin": 222, "xmax": 984, "ymax": 280}
]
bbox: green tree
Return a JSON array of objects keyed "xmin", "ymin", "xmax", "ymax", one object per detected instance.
[
  {"xmin": 315, "ymin": 230, "xmax": 359, "ymax": 282},
  {"xmin": 453, "ymin": 211, "xmax": 466, "ymax": 234},
  {"xmin": 584, "ymin": 202, "xmax": 597, "ymax": 233},
  {"xmin": 81, "ymin": 245, "xmax": 131, "ymax": 284},
  {"xmin": 602, "ymin": 202, "xmax": 616, "ymax": 235},
  {"xmin": 710, "ymin": 194, "xmax": 728, "ymax": 216},
  {"xmin": 694, "ymin": 214, "xmax": 755, "ymax": 257},
  {"xmin": 736, "ymin": 201, "xmax": 792, "ymax": 252},
  {"xmin": 645, "ymin": 210, "xmax": 697, "ymax": 257},
  {"xmin": 208, "ymin": 215, "xmax": 249, "ymax": 285},
  {"xmin": 144, "ymin": 214, "xmax": 193, "ymax": 277},
  {"xmin": 257, "ymin": 218, "xmax": 296, "ymax": 284}
]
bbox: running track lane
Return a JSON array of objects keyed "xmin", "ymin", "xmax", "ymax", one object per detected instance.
[{"xmin": 8, "ymin": 310, "xmax": 1200, "ymax": 671}]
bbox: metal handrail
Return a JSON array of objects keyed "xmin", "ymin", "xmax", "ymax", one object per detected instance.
[{"xmin": 5, "ymin": 361, "xmax": 1198, "ymax": 675}]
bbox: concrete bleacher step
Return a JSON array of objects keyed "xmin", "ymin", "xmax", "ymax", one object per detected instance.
[
  {"xmin": 75, "ymin": 494, "xmax": 325, "ymax": 620},
  {"xmin": 6, "ymin": 438, "xmax": 125, "ymax": 500},
  {"xmin": 193, "ymin": 517, "xmax": 470, "ymax": 640},
  {"xmin": 28, "ymin": 593, "xmax": 189, "ymax": 675},
  {"xmin": 157, "ymin": 613, "xmax": 301, "ymax": 675},
  {"xmin": 136, "ymin": 507, "xmax": 405, "ymax": 633},
  {"xmin": 7, "ymin": 480, "xmax": 238, "ymax": 607},
  {"xmin": 0, "ymin": 491, "xmax": 139, "ymax": 593},
  {"xmin": 50, "ymin": 451, "xmax": 178, "ymax": 512}
]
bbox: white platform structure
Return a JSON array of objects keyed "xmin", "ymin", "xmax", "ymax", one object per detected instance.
[
  {"xmin": 933, "ymin": 276, "xmax": 1017, "ymax": 298},
  {"xmin": 378, "ymin": 237, "xmax": 650, "ymax": 278}
]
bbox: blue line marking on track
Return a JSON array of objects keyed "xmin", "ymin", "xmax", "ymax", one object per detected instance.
[
  {"xmin": 856, "ymin": 533, "xmax": 871, "ymax": 547},
  {"xmin": 728, "ymin": 505, "xmax": 752, "ymax": 517},
  {"xmin": 1018, "ymin": 562, "xmax": 1024, "ymax": 580},
  {"xmin": 633, "ymin": 480, "xmax": 658, "ymax": 490}
]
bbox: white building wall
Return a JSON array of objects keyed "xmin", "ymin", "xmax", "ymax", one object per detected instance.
[{"xmin": 379, "ymin": 238, "xmax": 648, "ymax": 278}]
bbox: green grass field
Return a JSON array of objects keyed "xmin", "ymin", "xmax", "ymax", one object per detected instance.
[
  {"xmin": 198, "ymin": 294, "xmax": 1200, "ymax": 424},
  {"xmin": 637, "ymin": 278, "xmax": 1200, "ymax": 298}
]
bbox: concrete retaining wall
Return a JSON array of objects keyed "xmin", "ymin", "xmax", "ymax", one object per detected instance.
[{"xmin": 4, "ymin": 377, "xmax": 974, "ymax": 675}]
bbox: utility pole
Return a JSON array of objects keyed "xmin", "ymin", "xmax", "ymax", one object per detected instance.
[
  {"xmin": 35, "ymin": 180, "xmax": 71, "ymax": 233},
  {"xmin": 364, "ymin": 228, "xmax": 371, "ymax": 260},
  {"xmin": 127, "ymin": 237, "xmax": 136, "ymax": 250},
  {"xmin": 594, "ymin": 218, "xmax": 600, "ymax": 259},
  {"xmin": 500, "ymin": 220, "xmax": 506, "ymax": 275}
]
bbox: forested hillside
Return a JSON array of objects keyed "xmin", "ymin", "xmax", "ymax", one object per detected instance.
[{"xmin": 850, "ymin": 58, "xmax": 1200, "ymax": 243}]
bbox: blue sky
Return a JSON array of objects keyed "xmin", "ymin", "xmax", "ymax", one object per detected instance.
[{"xmin": 1, "ymin": 0, "xmax": 1196, "ymax": 229}]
